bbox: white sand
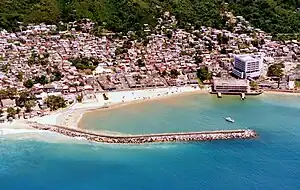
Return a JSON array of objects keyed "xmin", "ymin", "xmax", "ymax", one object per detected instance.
[
  {"xmin": 43, "ymin": 86, "xmax": 206, "ymax": 128},
  {"xmin": 0, "ymin": 86, "xmax": 207, "ymax": 141},
  {"xmin": 264, "ymin": 91, "xmax": 300, "ymax": 96}
]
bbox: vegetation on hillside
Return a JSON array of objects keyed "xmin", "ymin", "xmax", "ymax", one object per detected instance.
[
  {"xmin": 1, "ymin": 0, "xmax": 300, "ymax": 36},
  {"xmin": 0, "ymin": 0, "xmax": 226, "ymax": 33},
  {"xmin": 227, "ymin": 0, "xmax": 300, "ymax": 34}
]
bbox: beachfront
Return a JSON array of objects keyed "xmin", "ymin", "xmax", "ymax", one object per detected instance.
[
  {"xmin": 30, "ymin": 86, "xmax": 205, "ymax": 129},
  {"xmin": 1, "ymin": 85, "xmax": 299, "ymax": 143},
  {"xmin": 0, "ymin": 86, "xmax": 207, "ymax": 141}
]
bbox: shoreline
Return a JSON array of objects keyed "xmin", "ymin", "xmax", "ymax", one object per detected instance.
[
  {"xmin": 263, "ymin": 90, "xmax": 300, "ymax": 96},
  {"xmin": 61, "ymin": 86, "xmax": 208, "ymax": 130},
  {"xmin": 78, "ymin": 89, "xmax": 208, "ymax": 128},
  {"xmin": 1, "ymin": 87, "xmax": 300, "ymax": 143},
  {"xmin": 1, "ymin": 86, "xmax": 208, "ymax": 141}
]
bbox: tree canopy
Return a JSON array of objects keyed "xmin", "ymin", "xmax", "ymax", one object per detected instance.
[
  {"xmin": 227, "ymin": 0, "xmax": 300, "ymax": 34},
  {"xmin": 2, "ymin": 0, "xmax": 300, "ymax": 36},
  {"xmin": 0, "ymin": 0, "xmax": 225, "ymax": 33},
  {"xmin": 267, "ymin": 63, "xmax": 285, "ymax": 77},
  {"xmin": 6, "ymin": 107, "xmax": 17, "ymax": 118},
  {"xmin": 24, "ymin": 100, "xmax": 36, "ymax": 112},
  {"xmin": 69, "ymin": 57, "xmax": 99, "ymax": 71},
  {"xmin": 170, "ymin": 69, "xmax": 180, "ymax": 78},
  {"xmin": 44, "ymin": 95, "xmax": 66, "ymax": 111},
  {"xmin": 197, "ymin": 66, "xmax": 212, "ymax": 82}
]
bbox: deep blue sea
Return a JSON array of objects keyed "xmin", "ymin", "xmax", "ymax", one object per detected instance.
[{"xmin": 1, "ymin": 94, "xmax": 300, "ymax": 190}]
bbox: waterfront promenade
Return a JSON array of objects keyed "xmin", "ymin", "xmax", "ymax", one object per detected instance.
[{"xmin": 28, "ymin": 122, "xmax": 258, "ymax": 144}]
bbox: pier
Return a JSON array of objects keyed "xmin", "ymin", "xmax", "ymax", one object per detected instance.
[{"xmin": 28, "ymin": 122, "xmax": 258, "ymax": 144}]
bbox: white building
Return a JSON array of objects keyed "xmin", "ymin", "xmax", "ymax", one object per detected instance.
[
  {"xmin": 232, "ymin": 54, "xmax": 264, "ymax": 79},
  {"xmin": 213, "ymin": 79, "xmax": 250, "ymax": 93}
]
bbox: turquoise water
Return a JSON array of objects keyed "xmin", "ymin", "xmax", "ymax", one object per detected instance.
[{"xmin": 1, "ymin": 94, "xmax": 300, "ymax": 189}]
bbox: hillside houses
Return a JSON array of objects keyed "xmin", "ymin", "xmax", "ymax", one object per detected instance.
[{"xmin": 1, "ymin": 12, "xmax": 300, "ymax": 120}]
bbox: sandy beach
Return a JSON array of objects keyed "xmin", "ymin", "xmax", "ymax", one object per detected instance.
[
  {"xmin": 263, "ymin": 90, "xmax": 300, "ymax": 96},
  {"xmin": 1, "ymin": 86, "xmax": 300, "ymax": 144},
  {"xmin": 59, "ymin": 86, "xmax": 207, "ymax": 129},
  {"xmin": 0, "ymin": 86, "xmax": 207, "ymax": 141},
  {"xmin": 27, "ymin": 86, "xmax": 206, "ymax": 129}
]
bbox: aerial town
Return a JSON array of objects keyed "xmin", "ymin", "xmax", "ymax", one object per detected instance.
[{"xmin": 1, "ymin": 11, "xmax": 300, "ymax": 122}]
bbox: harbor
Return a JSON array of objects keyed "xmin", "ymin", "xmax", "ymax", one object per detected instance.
[{"xmin": 28, "ymin": 122, "xmax": 258, "ymax": 144}]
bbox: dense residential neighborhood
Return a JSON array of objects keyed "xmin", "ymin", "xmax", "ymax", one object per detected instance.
[{"xmin": 1, "ymin": 12, "xmax": 300, "ymax": 122}]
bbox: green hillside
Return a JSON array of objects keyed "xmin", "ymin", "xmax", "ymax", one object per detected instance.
[
  {"xmin": 1, "ymin": 0, "xmax": 300, "ymax": 34},
  {"xmin": 227, "ymin": 0, "xmax": 300, "ymax": 33}
]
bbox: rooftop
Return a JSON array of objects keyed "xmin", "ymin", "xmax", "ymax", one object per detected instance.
[
  {"xmin": 213, "ymin": 79, "xmax": 249, "ymax": 86},
  {"xmin": 235, "ymin": 54, "xmax": 257, "ymax": 62}
]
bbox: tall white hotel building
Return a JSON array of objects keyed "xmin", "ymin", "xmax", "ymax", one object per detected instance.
[{"xmin": 232, "ymin": 54, "xmax": 264, "ymax": 79}]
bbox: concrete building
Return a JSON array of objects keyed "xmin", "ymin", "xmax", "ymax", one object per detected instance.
[
  {"xmin": 213, "ymin": 79, "xmax": 250, "ymax": 93},
  {"xmin": 232, "ymin": 54, "xmax": 264, "ymax": 79}
]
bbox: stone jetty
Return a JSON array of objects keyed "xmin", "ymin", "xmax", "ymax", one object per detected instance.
[{"xmin": 28, "ymin": 122, "xmax": 258, "ymax": 144}]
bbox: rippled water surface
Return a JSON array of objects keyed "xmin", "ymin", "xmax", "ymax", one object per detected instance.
[{"xmin": 1, "ymin": 94, "xmax": 300, "ymax": 190}]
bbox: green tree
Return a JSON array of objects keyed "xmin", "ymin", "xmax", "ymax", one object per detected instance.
[
  {"xmin": 2, "ymin": 0, "xmax": 300, "ymax": 35},
  {"xmin": 23, "ymin": 79, "xmax": 34, "ymax": 88},
  {"xmin": 76, "ymin": 94, "xmax": 83, "ymax": 103},
  {"xmin": 16, "ymin": 108, "xmax": 21, "ymax": 114},
  {"xmin": 24, "ymin": 100, "xmax": 36, "ymax": 112},
  {"xmin": 197, "ymin": 66, "xmax": 212, "ymax": 82},
  {"xmin": 170, "ymin": 69, "xmax": 180, "ymax": 78},
  {"xmin": 6, "ymin": 88, "xmax": 17, "ymax": 99},
  {"xmin": 7, "ymin": 107, "xmax": 17, "ymax": 118},
  {"xmin": 34, "ymin": 75, "xmax": 48, "ymax": 85},
  {"xmin": 250, "ymin": 81, "xmax": 259, "ymax": 90},
  {"xmin": 267, "ymin": 63, "xmax": 284, "ymax": 77},
  {"xmin": 44, "ymin": 95, "xmax": 66, "ymax": 111},
  {"xmin": 69, "ymin": 57, "xmax": 99, "ymax": 71},
  {"xmin": 16, "ymin": 90, "xmax": 36, "ymax": 107},
  {"xmin": 51, "ymin": 71, "xmax": 63, "ymax": 81}
]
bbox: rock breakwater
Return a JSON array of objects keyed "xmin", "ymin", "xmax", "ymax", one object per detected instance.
[{"xmin": 28, "ymin": 122, "xmax": 258, "ymax": 144}]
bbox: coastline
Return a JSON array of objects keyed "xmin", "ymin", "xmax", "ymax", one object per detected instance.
[
  {"xmin": 2, "ymin": 86, "xmax": 300, "ymax": 142},
  {"xmin": 27, "ymin": 86, "xmax": 207, "ymax": 129},
  {"xmin": 67, "ymin": 86, "xmax": 208, "ymax": 130},
  {"xmin": 0, "ymin": 86, "xmax": 207, "ymax": 141},
  {"xmin": 263, "ymin": 90, "xmax": 300, "ymax": 96}
]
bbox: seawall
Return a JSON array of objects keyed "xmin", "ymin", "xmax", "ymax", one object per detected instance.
[{"xmin": 27, "ymin": 122, "xmax": 258, "ymax": 144}]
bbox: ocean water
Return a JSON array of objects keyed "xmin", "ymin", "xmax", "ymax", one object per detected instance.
[{"xmin": 1, "ymin": 94, "xmax": 300, "ymax": 190}]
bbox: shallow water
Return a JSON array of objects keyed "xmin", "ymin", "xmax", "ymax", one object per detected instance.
[{"xmin": 1, "ymin": 94, "xmax": 300, "ymax": 189}]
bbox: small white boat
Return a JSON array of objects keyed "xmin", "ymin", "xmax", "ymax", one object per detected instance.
[{"xmin": 225, "ymin": 117, "xmax": 235, "ymax": 123}]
